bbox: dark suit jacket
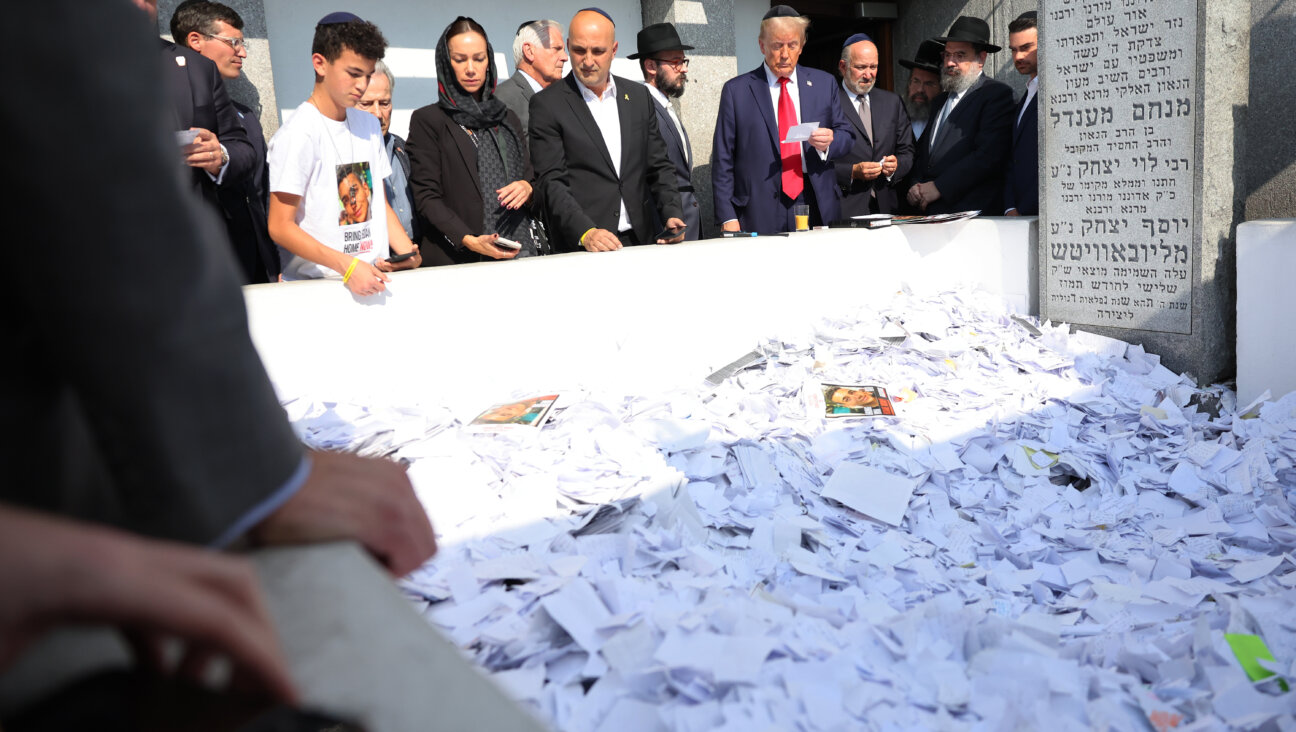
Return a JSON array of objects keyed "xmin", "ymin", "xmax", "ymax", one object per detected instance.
[
  {"xmin": 1003, "ymin": 90, "xmax": 1039, "ymax": 215},
  {"xmin": 4, "ymin": 2, "xmax": 303, "ymax": 544},
  {"xmin": 906, "ymin": 73, "xmax": 1015, "ymax": 215},
  {"xmin": 648, "ymin": 92, "xmax": 700, "ymax": 240},
  {"xmin": 711, "ymin": 65, "xmax": 854, "ymax": 233},
  {"xmin": 218, "ymin": 101, "xmax": 280, "ymax": 283},
  {"xmin": 160, "ymin": 40, "xmax": 255, "ymax": 209},
  {"xmin": 529, "ymin": 74, "xmax": 682, "ymax": 250},
  {"xmin": 406, "ymin": 104, "xmax": 535, "ymax": 266},
  {"xmin": 833, "ymin": 86, "xmax": 914, "ymax": 216},
  {"xmin": 494, "ymin": 69, "xmax": 537, "ymax": 141}
]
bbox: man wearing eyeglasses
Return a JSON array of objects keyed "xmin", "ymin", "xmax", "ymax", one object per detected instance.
[
  {"xmin": 903, "ymin": 16, "xmax": 1014, "ymax": 215},
  {"xmin": 631, "ymin": 23, "xmax": 700, "ymax": 240},
  {"xmin": 168, "ymin": 0, "xmax": 276, "ymax": 283}
]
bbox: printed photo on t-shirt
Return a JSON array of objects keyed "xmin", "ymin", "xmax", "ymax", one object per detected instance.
[{"xmin": 336, "ymin": 162, "xmax": 374, "ymax": 226}]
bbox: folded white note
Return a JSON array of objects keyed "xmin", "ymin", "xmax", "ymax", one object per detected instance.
[
  {"xmin": 780, "ymin": 121, "xmax": 818, "ymax": 144},
  {"xmin": 820, "ymin": 462, "xmax": 916, "ymax": 526}
]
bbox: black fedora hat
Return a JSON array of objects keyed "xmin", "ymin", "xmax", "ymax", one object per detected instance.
[
  {"xmin": 935, "ymin": 16, "xmax": 1000, "ymax": 53},
  {"xmin": 899, "ymin": 39, "xmax": 945, "ymax": 73},
  {"xmin": 628, "ymin": 22, "xmax": 694, "ymax": 59}
]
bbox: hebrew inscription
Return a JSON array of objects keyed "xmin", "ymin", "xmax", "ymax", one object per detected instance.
[{"xmin": 1043, "ymin": 0, "xmax": 1195, "ymax": 333}]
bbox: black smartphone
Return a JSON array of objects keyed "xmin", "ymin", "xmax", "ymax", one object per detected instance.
[
  {"xmin": 655, "ymin": 225, "xmax": 686, "ymax": 241},
  {"xmin": 386, "ymin": 251, "xmax": 417, "ymax": 264}
]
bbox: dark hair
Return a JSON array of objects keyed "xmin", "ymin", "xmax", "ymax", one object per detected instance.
[
  {"xmin": 169, "ymin": 0, "xmax": 243, "ymax": 42},
  {"xmin": 1008, "ymin": 15, "xmax": 1037, "ymax": 34},
  {"xmin": 312, "ymin": 18, "xmax": 387, "ymax": 62},
  {"xmin": 446, "ymin": 16, "xmax": 489, "ymax": 45}
]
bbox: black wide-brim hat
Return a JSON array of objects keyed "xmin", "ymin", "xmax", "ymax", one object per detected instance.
[
  {"xmin": 899, "ymin": 38, "xmax": 945, "ymax": 73},
  {"xmin": 934, "ymin": 16, "xmax": 1000, "ymax": 53},
  {"xmin": 628, "ymin": 22, "xmax": 694, "ymax": 59}
]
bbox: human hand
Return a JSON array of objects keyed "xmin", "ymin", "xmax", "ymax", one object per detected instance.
[
  {"xmin": 376, "ymin": 244, "xmax": 422, "ymax": 271},
  {"xmin": 722, "ymin": 220, "xmax": 741, "ymax": 233},
  {"xmin": 1005, "ymin": 208, "xmax": 1020, "ymax": 217},
  {"xmin": 657, "ymin": 217, "xmax": 688, "ymax": 244},
  {"xmin": 853, "ymin": 161, "xmax": 883, "ymax": 181},
  {"xmin": 880, "ymin": 155, "xmax": 898, "ymax": 177},
  {"xmin": 249, "ymin": 451, "xmax": 437, "ymax": 577},
  {"xmin": 343, "ymin": 259, "xmax": 390, "ymax": 296},
  {"xmin": 581, "ymin": 228, "xmax": 622, "ymax": 252},
  {"xmin": 0, "ymin": 505, "xmax": 297, "ymax": 703},
  {"xmin": 463, "ymin": 233, "xmax": 519, "ymax": 259},
  {"xmin": 808, "ymin": 127, "xmax": 835, "ymax": 153},
  {"xmin": 496, "ymin": 181, "xmax": 532, "ymax": 210},
  {"xmin": 182, "ymin": 128, "xmax": 225, "ymax": 176}
]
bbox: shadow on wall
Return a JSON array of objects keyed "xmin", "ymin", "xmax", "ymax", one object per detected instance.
[{"xmin": 1245, "ymin": 0, "xmax": 1296, "ymax": 219}]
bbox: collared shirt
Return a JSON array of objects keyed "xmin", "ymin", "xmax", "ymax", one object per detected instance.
[
  {"xmin": 912, "ymin": 118, "xmax": 927, "ymax": 140},
  {"xmin": 1017, "ymin": 75, "xmax": 1038, "ymax": 128},
  {"xmin": 928, "ymin": 71, "xmax": 982, "ymax": 146},
  {"xmin": 574, "ymin": 74, "xmax": 632, "ymax": 233},
  {"xmin": 645, "ymin": 82, "xmax": 689, "ymax": 166},
  {"xmin": 521, "ymin": 69, "xmax": 544, "ymax": 94}
]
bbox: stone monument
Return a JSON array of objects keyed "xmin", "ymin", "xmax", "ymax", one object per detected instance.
[{"xmin": 1039, "ymin": 0, "xmax": 1248, "ymax": 383}]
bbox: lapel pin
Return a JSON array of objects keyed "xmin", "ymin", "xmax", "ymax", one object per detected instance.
[
  {"xmin": 176, "ymin": 56, "xmax": 186, "ymax": 67},
  {"xmin": 623, "ymin": 93, "xmax": 629, "ymax": 101},
  {"xmin": 806, "ymin": 79, "xmax": 812, "ymax": 86}
]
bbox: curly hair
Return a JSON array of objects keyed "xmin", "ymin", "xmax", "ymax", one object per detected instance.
[{"xmin": 312, "ymin": 18, "xmax": 387, "ymax": 63}]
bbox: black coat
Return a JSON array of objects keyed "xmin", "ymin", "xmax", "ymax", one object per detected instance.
[
  {"xmin": 528, "ymin": 74, "xmax": 682, "ymax": 250},
  {"xmin": 406, "ymin": 104, "xmax": 535, "ymax": 266},
  {"xmin": 1003, "ymin": 91, "xmax": 1039, "ymax": 215},
  {"xmin": 906, "ymin": 73, "xmax": 1015, "ymax": 215}
]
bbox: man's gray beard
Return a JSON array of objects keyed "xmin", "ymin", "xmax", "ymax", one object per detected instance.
[
  {"xmin": 844, "ymin": 78, "xmax": 875, "ymax": 97},
  {"xmin": 904, "ymin": 98, "xmax": 929, "ymax": 121},
  {"xmin": 941, "ymin": 68, "xmax": 978, "ymax": 94}
]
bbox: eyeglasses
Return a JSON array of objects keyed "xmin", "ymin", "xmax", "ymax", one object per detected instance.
[
  {"xmin": 651, "ymin": 57, "xmax": 690, "ymax": 70},
  {"xmin": 204, "ymin": 33, "xmax": 246, "ymax": 51},
  {"xmin": 941, "ymin": 50, "xmax": 975, "ymax": 63}
]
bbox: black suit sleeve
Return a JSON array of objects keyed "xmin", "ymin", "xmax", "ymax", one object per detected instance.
[
  {"xmin": 5, "ymin": 1, "xmax": 304, "ymax": 544},
  {"xmin": 201, "ymin": 56, "xmax": 256, "ymax": 187},
  {"xmin": 890, "ymin": 100, "xmax": 915, "ymax": 187},
  {"xmin": 529, "ymin": 90, "xmax": 599, "ymax": 246},
  {"xmin": 642, "ymin": 100, "xmax": 683, "ymax": 229},
  {"xmin": 407, "ymin": 107, "xmax": 477, "ymax": 249}
]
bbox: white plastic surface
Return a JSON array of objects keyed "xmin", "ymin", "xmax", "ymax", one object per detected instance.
[{"xmin": 1237, "ymin": 219, "xmax": 1296, "ymax": 405}]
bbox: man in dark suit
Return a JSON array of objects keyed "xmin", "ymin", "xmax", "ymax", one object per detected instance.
[
  {"xmin": 1004, "ymin": 11, "xmax": 1039, "ymax": 217},
  {"xmin": 712, "ymin": 5, "xmax": 854, "ymax": 233},
  {"xmin": 171, "ymin": 0, "xmax": 279, "ymax": 283},
  {"xmin": 632, "ymin": 22, "xmax": 700, "ymax": 240},
  {"xmin": 495, "ymin": 19, "xmax": 567, "ymax": 141},
  {"xmin": 899, "ymin": 39, "xmax": 943, "ymax": 145},
  {"xmin": 905, "ymin": 16, "xmax": 1014, "ymax": 215},
  {"xmin": 529, "ymin": 9, "xmax": 685, "ymax": 252},
  {"xmin": 834, "ymin": 33, "xmax": 913, "ymax": 216}
]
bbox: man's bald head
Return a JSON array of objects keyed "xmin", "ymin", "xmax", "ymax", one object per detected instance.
[{"xmin": 568, "ymin": 9, "xmax": 618, "ymax": 94}]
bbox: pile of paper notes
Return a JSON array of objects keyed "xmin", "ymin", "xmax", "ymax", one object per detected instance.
[{"xmin": 287, "ymin": 287, "xmax": 1296, "ymax": 730}]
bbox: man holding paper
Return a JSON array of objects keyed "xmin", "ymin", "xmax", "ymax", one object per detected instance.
[
  {"xmin": 711, "ymin": 5, "xmax": 853, "ymax": 233},
  {"xmin": 834, "ymin": 33, "xmax": 913, "ymax": 217}
]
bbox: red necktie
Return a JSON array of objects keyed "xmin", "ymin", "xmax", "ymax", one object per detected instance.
[{"xmin": 777, "ymin": 77, "xmax": 803, "ymax": 201}]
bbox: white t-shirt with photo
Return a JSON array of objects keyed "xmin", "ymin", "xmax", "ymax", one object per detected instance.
[{"xmin": 268, "ymin": 102, "xmax": 392, "ymax": 281}]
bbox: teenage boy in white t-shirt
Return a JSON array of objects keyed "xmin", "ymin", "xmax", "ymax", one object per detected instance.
[{"xmin": 268, "ymin": 12, "xmax": 421, "ymax": 295}]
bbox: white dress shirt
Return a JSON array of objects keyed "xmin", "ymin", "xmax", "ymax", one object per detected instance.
[
  {"xmin": 521, "ymin": 69, "xmax": 544, "ymax": 94},
  {"xmin": 574, "ymin": 74, "xmax": 632, "ymax": 233},
  {"xmin": 1017, "ymin": 75, "xmax": 1038, "ymax": 128},
  {"xmin": 762, "ymin": 64, "xmax": 829, "ymax": 171}
]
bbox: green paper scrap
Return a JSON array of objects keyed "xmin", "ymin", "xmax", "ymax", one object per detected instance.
[{"xmin": 1224, "ymin": 633, "xmax": 1290, "ymax": 691}]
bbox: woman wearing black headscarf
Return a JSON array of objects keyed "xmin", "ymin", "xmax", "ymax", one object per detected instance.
[{"xmin": 407, "ymin": 17, "xmax": 546, "ymax": 265}]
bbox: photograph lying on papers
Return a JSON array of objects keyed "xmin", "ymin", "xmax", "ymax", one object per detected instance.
[
  {"xmin": 814, "ymin": 383, "xmax": 896, "ymax": 418},
  {"xmin": 467, "ymin": 394, "xmax": 560, "ymax": 432},
  {"xmin": 891, "ymin": 210, "xmax": 980, "ymax": 225}
]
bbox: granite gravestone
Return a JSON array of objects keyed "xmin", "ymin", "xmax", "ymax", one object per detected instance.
[{"xmin": 1039, "ymin": 0, "xmax": 1248, "ymax": 383}]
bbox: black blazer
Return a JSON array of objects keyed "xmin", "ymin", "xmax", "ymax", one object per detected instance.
[
  {"xmin": 218, "ymin": 102, "xmax": 280, "ymax": 283},
  {"xmin": 833, "ymin": 86, "xmax": 915, "ymax": 216},
  {"xmin": 406, "ymin": 104, "xmax": 535, "ymax": 266},
  {"xmin": 529, "ymin": 74, "xmax": 683, "ymax": 250},
  {"xmin": 906, "ymin": 73, "xmax": 1015, "ymax": 215},
  {"xmin": 1003, "ymin": 91, "xmax": 1039, "ymax": 215},
  {"xmin": 4, "ymin": 2, "xmax": 304, "ymax": 545},
  {"xmin": 160, "ymin": 40, "xmax": 255, "ymax": 209},
  {"xmin": 649, "ymin": 94, "xmax": 700, "ymax": 239}
]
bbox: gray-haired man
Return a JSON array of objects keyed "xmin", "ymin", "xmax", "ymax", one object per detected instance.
[
  {"xmin": 356, "ymin": 60, "xmax": 417, "ymax": 240},
  {"xmin": 495, "ymin": 19, "xmax": 567, "ymax": 138}
]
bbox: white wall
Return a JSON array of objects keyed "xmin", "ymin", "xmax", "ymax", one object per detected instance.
[
  {"xmin": 264, "ymin": 0, "xmax": 644, "ymax": 139},
  {"xmin": 1236, "ymin": 220, "xmax": 1296, "ymax": 405},
  {"xmin": 243, "ymin": 220, "xmax": 1038, "ymax": 411},
  {"xmin": 733, "ymin": 0, "xmax": 765, "ymax": 76}
]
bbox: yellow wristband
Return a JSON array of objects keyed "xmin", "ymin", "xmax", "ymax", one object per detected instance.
[
  {"xmin": 579, "ymin": 228, "xmax": 596, "ymax": 246},
  {"xmin": 342, "ymin": 257, "xmax": 359, "ymax": 283}
]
